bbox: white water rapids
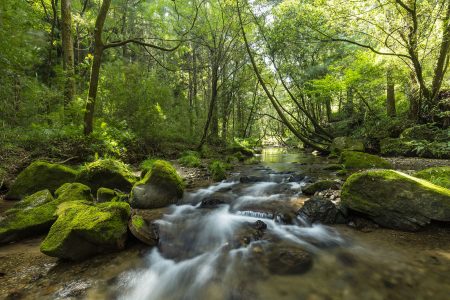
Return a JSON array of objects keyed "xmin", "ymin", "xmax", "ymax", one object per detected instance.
[{"xmin": 117, "ymin": 170, "xmax": 345, "ymax": 300}]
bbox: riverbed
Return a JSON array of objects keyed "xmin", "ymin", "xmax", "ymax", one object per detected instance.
[{"xmin": 0, "ymin": 148, "xmax": 449, "ymax": 300}]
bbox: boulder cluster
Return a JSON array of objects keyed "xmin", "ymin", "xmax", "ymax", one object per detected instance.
[{"xmin": 1, "ymin": 159, "xmax": 184, "ymax": 260}]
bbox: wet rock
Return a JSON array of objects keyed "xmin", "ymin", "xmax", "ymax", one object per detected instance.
[
  {"xmin": 130, "ymin": 160, "xmax": 184, "ymax": 209},
  {"xmin": 128, "ymin": 214, "xmax": 159, "ymax": 246},
  {"xmin": 287, "ymin": 173, "xmax": 306, "ymax": 182},
  {"xmin": 77, "ymin": 159, "xmax": 137, "ymax": 193},
  {"xmin": 198, "ymin": 192, "xmax": 234, "ymax": 209},
  {"xmin": 297, "ymin": 196, "xmax": 347, "ymax": 224},
  {"xmin": 40, "ymin": 201, "xmax": 130, "ymax": 260},
  {"xmin": 6, "ymin": 161, "xmax": 78, "ymax": 200},
  {"xmin": 302, "ymin": 180, "xmax": 340, "ymax": 195},
  {"xmin": 239, "ymin": 176, "xmax": 266, "ymax": 183},
  {"xmin": 232, "ymin": 221, "xmax": 267, "ymax": 248},
  {"xmin": 264, "ymin": 244, "xmax": 313, "ymax": 275},
  {"xmin": 342, "ymin": 170, "xmax": 450, "ymax": 231}
]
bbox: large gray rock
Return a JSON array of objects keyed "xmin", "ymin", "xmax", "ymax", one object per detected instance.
[{"xmin": 341, "ymin": 170, "xmax": 450, "ymax": 231}]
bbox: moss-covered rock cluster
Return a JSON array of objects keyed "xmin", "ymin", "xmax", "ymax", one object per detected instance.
[
  {"xmin": 40, "ymin": 201, "xmax": 130, "ymax": 260},
  {"xmin": 130, "ymin": 160, "xmax": 184, "ymax": 209},
  {"xmin": 0, "ymin": 183, "xmax": 94, "ymax": 245},
  {"xmin": 342, "ymin": 170, "xmax": 450, "ymax": 231},
  {"xmin": 6, "ymin": 161, "xmax": 78, "ymax": 200},
  {"xmin": 1, "ymin": 157, "xmax": 184, "ymax": 260}
]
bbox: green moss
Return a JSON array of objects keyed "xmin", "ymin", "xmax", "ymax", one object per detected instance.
[
  {"xmin": 0, "ymin": 190, "xmax": 57, "ymax": 244},
  {"xmin": 140, "ymin": 158, "xmax": 158, "ymax": 177},
  {"xmin": 6, "ymin": 161, "xmax": 78, "ymax": 200},
  {"xmin": 77, "ymin": 158, "xmax": 137, "ymax": 193},
  {"xmin": 178, "ymin": 153, "xmax": 201, "ymax": 168},
  {"xmin": 131, "ymin": 215, "xmax": 145, "ymax": 230},
  {"xmin": 137, "ymin": 160, "xmax": 184, "ymax": 197},
  {"xmin": 55, "ymin": 183, "xmax": 93, "ymax": 202},
  {"xmin": 414, "ymin": 167, "xmax": 450, "ymax": 189},
  {"xmin": 208, "ymin": 160, "xmax": 227, "ymax": 181},
  {"xmin": 40, "ymin": 201, "xmax": 130, "ymax": 260},
  {"xmin": 340, "ymin": 151, "xmax": 392, "ymax": 169}
]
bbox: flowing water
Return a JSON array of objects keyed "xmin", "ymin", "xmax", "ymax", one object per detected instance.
[
  {"xmin": 89, "ymin": 148, "xmax": 449, "ymax": 300},
  {"xmin": 102, "ymin": 149, "xmax": 349, "ymax": 299}
]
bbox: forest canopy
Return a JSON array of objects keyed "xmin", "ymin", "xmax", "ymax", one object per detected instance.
[{"xmin": 0, "ymin": 0, "xmax": 449, "ymax": 164}]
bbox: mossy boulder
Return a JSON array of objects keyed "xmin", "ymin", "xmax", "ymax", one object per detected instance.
[
  {"xmin": 340, "ymin": 151, "xmax": 392, "ymax": 169},
  {"xmin": 414, "ymin": 167, "xmax": 450, "ymax": 189},
  {"xmin": 302, "ymin": 180, "xmax": 340, "ymax": 195},
  {"xmin": 6, "ymin": 161, "xmax": 78, "ymax": 200},
  {"xmin": 130, "ymin": 160, "xmax": 184, "ymax": 209},
  {"xmin": 55, "ymin": 183, "xmax": 93, "ymax": 202},
  {"xmin": 330, "ymin": 137, "xmax": 364, "ymax": 154},
  {"xmin": 341, "ymin": 170, "xmax": 450, "ymax": 231},
  {"xmin": 77, "ymin": 159, "xmax": 137, "ymax": 193},
  {"xmin": 40, "ymin": 201, "xmax": 130, "ymax": 260},
  {"xmin": 0, "ymin": 190, "xmax": 56, "ymax": 244}
]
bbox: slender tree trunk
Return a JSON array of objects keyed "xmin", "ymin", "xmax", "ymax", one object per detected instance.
[
  {"xmin": 386, "ymin": 66, "xmax": 396, "ymax": 117},
  {"xmin": 61, "ymin": 0, "xmax": 75, "ymax": 106},
  {"xmin": 408, "ymin": 72, "xmax": 420, "ymax": 121},
  {"xmin": 83, "ymin": 0, "xmax": 110, "ymax": 135},
  {"xmin": 198, "ymin": 61, "xmax": 219, "ymax": 148}
]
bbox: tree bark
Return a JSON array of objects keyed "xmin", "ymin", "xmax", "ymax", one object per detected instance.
[
  {"xmin": 83, "ymin": 0, "xmax": 110, "ymax": 135},
  {"xmin": 386, "ymin": 66, "xmax": 396, "ymax": 117},
  {"xmin": 61, "ymin": 0, "xmax": 75, "ymax": 106}
]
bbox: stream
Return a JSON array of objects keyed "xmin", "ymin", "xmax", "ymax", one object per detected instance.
[
  {"xmin": 1, "ymin": 148, "xmax": 450, "ymax": 300},
  {"xmin": 93, "ymin": 148, "xmax": 450, "ymax": 300}
]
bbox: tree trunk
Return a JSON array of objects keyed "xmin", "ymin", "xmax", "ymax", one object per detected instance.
[
  {"xmin": 386, "ymin": 66, "xmax": 396, "ymax": 117},
  {"xmin": 83, "ymin": 0, "xmax": 110, "ymax": 135},
  {"xmin": 198, "ymin": 61, "xmax": 219, "ymax": 148},
  {"xmin": 61, "ymin": 0, "xmax": 75, "ymax": 106}
]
